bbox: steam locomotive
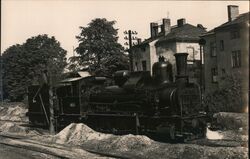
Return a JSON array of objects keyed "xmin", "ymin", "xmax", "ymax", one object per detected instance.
[{"xmin": 27, "ymin": 53, "xmax": 207, "ymax": 141}]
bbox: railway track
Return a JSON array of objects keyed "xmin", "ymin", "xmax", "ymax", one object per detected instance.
[
  {"xmin": 0, "ymin": 119, "xmax": 28, "ymax": 124},
  {"xmin": 0, "ymin": 134, "xmax": 130, "ymax": 159}
]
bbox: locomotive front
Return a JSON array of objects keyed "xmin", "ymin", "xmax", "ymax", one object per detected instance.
[
  {"xmin": 86, "ymin": 53, "xmax": 207, "ymax": 141},
  {"xmin": 135, "ymin": 53, "xmax": 207, "ymax": 141}
]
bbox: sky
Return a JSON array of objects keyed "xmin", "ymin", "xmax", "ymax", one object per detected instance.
[{"xmin": 1, "ymin": 0, "xmax": 249, "ymax": 58}]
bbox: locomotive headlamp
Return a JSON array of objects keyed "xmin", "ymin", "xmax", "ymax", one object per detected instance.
[{"xmin": 70, "ymin": 103, "xmax": 76, "ymax": 107}]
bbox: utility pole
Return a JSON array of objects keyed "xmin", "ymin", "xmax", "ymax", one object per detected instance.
[
  {"xmin": 43, "ymin": 69, "xmax": 55, "ymax": 134},
  {"xmin": 124, "ymin": 30, "xmax": 138, "ymax": 71},
  {"xmin": 199, "ymin": 38, "xmax": 206, "ymax": 104}
]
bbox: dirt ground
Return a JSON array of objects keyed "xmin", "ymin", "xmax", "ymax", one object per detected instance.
[{"xmin": 0, "ymin": 102, "xmax": 248, "ymax": 159}]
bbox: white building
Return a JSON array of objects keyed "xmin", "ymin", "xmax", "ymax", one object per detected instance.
[{"xmin": 131, "ymin": 18, "xmax": 207, "ymax": 83}]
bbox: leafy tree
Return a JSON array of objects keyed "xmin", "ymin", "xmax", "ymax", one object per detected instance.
[
  {"xmin": 73, "ymin": 18, "xmax": 129, "ymax": 76},
  {"xmin": 2, "ymin": 34, "xmax": 67, "ymax": 101}
]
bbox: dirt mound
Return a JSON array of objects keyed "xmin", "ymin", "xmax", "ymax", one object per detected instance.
[
  {"xmin": 0, "ymin": 103, "xmax": 28, "ymax": 122},
  {"xmin": 202, "ymin": 146, "xmax": 248, "ymax": 159},
  {"xmin": 53, "ymin": 123, "xmax": 112, "ymax": 145},
  {"xmin": 213, "ymin": 112, "xmax": 248, "ymax": 131},
  {"xmin": 0, "ymin": 122, "xmax": 40, "ymax": 136},
  {"xmin": 54, "ymin": 123, "xmax": 248, "ymax": 159},
  {"xmin": 221, "ymin": 130, "xmax": 248, "ymax": 142},
  {"xmin": 86, "ymin": 138, "xmax": 248, "ymax": 159},
  {"xmin": 106, "ymin": 134, "xmax": 152, "ymax": 152}
]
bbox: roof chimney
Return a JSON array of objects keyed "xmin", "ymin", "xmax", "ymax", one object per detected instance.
[
  {"xmin": 227, "ymin": 5, "xmax": 239, "ymax": 22},
  {"xmin": 177, "ymin": 18, "xmax": 186, "ymax": 27},
  {"xmin": 197, "ymin": 24, "xmax": 206, "ymax": 30},
  {"xmin": 162, "ymin": 18, "xmax": 171, "ymax": 36},
  {"xmin": 150, "ymin": 22, "xmax": 158, "ymax": 38}
]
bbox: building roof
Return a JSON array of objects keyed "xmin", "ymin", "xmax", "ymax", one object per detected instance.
[
  {"xmin": 60, "ymin": 77, "xmax": 84, "ymax": 83},
  {"xmin": 200, "ymin": 29, "xmax": 215, "ymax": 37},
  {"xmin": 77, "ymin": 71, "xmax": 91, "ymax": 78},
  {"xmin": 201, "ymin": 12, "xmax": 249, "ymax": 37},
  {"xmin": 60, "ymin": 76, "xmax": 107, "ymax": 83},
  {"xmin": 156, "ymin": 24, "xmax": 206, "ymax": 45},
  {"xmin": 133, "ymin": 35, "xmax": 160, "ymax": 48},
  {"xmin": 132, "ymin": 23, "xmax": 206, "ymax": 49},
  {"xmin": 215, "ymin": 12, "xmax": 249, "ymax": 30}
]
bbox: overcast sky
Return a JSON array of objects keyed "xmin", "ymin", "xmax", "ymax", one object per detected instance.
[{"xmin": 1, "ymin": 0, "xmax": 249, "ymax": 58}]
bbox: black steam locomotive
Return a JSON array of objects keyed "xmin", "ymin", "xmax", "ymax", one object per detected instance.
[{"xmin": 27, "ymin": 53, "xmax": 207, "ymax": 141}]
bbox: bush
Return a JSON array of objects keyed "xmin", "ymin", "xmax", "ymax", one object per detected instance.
[{"xmin": 204, "ymin": 75, "xmax": 244, "ymax": 113}]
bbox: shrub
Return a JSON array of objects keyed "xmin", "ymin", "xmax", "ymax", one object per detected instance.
[{"xmin": 204, "ymin": 75, "xmax": 244, "ymax": 113}]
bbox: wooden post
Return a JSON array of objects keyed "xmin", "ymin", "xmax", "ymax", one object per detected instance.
[
  {"xmin": 49, "ymin": 84, "xmax": 55, "ymax": 134},
  {"xmin": 43, "ymin": 70, "xmax": 55, "ymax": 134}
]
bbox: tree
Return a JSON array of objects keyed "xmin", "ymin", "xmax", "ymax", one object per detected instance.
[
  {"xmin": 2, "ymin": 34, "xmax": 67, "ymax": 101},
  {"xmin": 73, "ymin": 18, "xmax": 129, "ymax": 76}
]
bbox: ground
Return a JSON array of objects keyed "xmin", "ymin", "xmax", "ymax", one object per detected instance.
[
  {"xmin": 0, "ymin": 143, "xmax": 59, "ymax": 159},
  {"xmin": 0, "ymin": 102, "xmax": 248, "ymax": 159}
]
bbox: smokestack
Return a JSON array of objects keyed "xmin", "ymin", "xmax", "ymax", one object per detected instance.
[
  {"xmin": 162, "ymin": 18, "xmax": 171, "ymax": 35},
  {"xmin": 227, "ymin": 5, "xmax": 239, "ymax": 22},
  {"xmin": 177, "ymin": 18, "xmax": 186, "ymax": 27},
  {"xmin": 174, "ymin": 53, "xmax": 188, "ymax": 82},
  {"xmin": 150, "ymin": 22, "xmax": 158, "ymax": 38}
]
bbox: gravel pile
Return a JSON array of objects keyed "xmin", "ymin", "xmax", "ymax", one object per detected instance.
[
  {"xmin": 53, "ymin": 123, "xmax": 112, "ymax": 145},
  {"xmin": 54, "ymin": 123, "xmax": 248, "ymax": 159},
  {"xmin": 108, "ymin": 134, "xmax": 152, "ymax": 152},
  {"xmin": 0, "ymin": 122, "xmax": 40, "ymax": 136},
  {"xmin": 0, "ymin": 102, "xmax": 28, "ymax": 122},
  {"xmin": 213, "ymin": 112, "xmax": 248, "ymax": 131},
  {"xmin": 0, "ymin": 103, "xmax": 40, "ymax": 136}
]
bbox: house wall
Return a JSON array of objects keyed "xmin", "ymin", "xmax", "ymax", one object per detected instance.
[
  {"xmin": 132, "ymin": 45, "xmax": 151, "ymax": 72},
  {"xmin": 156, "ymin": 41, "xmax": 202, "ymax": 83},
  {"xmin": 215, "ymin": 25, "xmax": 249, "ymax": 90},
  {"xmin": 203, "ymin": 22, "xmax": 249, "ymax": 108},
  {"xmin": 132, "ymin": 40, "xmax": 159, "ymax": 75},
  {"xmin": 149, "ymin": 40, "xmax": 158, "ymax": 74},
  {"xmin": 176, "ymin": 42, "xmax": 201, "ymax": 62},
  {"xmin": 203, "ymin": 34, "xmax": 218, "ymax": 94}
]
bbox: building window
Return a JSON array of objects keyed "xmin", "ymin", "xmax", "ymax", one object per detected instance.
[
  {"xmin": 221, "ymin": 68, "xmax": 226, "ymax": 80},
  {"xmin": 187, "ymin": 47, "xmax": 195, "ymax": 64},
  {"xmin": 211, "ymin": 68, "xmax": 218, "ymax": 83},
  {"xmin": 220, "ymin": 40, "xmax": 224, "ymax": 51},
  {"xmin": 142, "ymin": 60, "xmax": 147, "ymax": 71},
  {"xmin": 210, "ymin": 42, "xmax": 216, "ymax": 57},
  {"xmin": 231, "ymin": 50, "xmax": 241, "ymax": 68},
  {"xmin": 221, "ymin": 68, "xmax": 226, "ymax": 74},
  {"xmin": 135, "ymin": 62, "xmax": 138, "ymax": 71},
  {"xmin": 231, "ymin": 30, "xmax": 240, "ymax": 39}
]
